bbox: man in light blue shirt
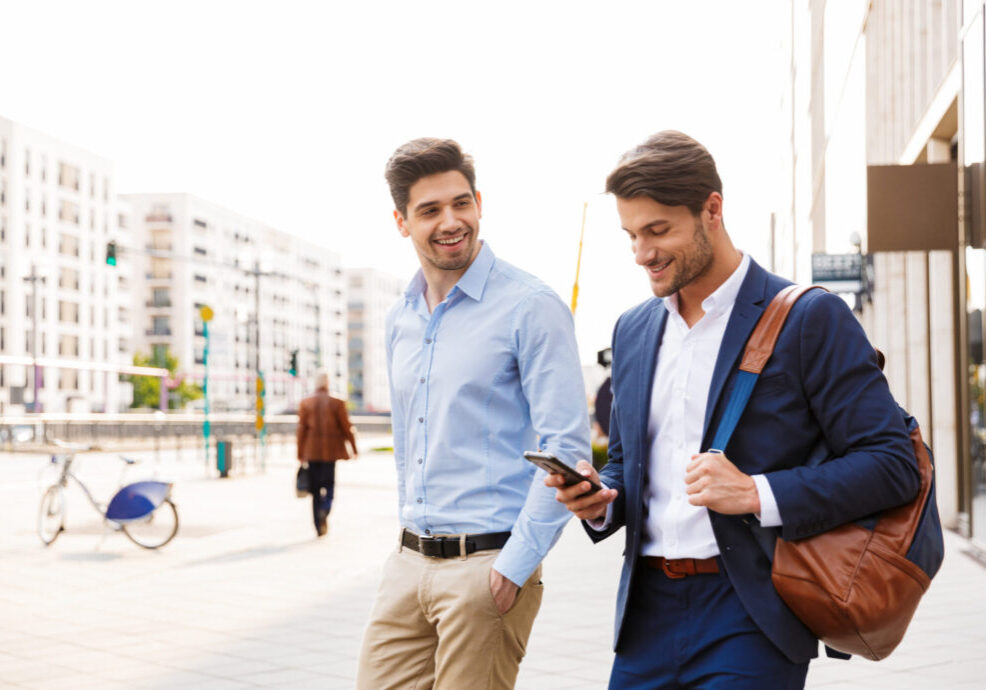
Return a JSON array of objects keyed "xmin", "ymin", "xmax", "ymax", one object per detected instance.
[{"xmin": 356, "ymin": 138, "xmax": 590, "ymax": 689}]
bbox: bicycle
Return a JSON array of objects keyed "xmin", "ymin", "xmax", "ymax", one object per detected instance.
[{"xmin": 38, "ymin": 442, "xmax": 179, "ymax": 549}]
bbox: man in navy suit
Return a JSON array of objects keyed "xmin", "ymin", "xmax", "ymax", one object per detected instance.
[{"xmin": 547, "ymin": 131, "xmax": 921, "ymax": 689}]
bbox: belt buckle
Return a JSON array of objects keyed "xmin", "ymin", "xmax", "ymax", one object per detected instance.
[
  {"xmin": 417, "ymin": 535, "xmax": 442, "ymax": 558},
  {"xmin": 662, "ymin": 558, "xmax": 687, "ymax": 579}
]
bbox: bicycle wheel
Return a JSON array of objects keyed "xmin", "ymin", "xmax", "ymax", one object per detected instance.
[
  {"xmin": 38, "ymin": 485, "xmax": 66, "ymax": 546},
  {"xmin": 122, "ymin": 499, "xmax": 179, "ymax": 549}
]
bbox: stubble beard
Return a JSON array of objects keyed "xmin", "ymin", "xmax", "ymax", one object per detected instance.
[
  {"xmin": 651, "ymin": 217, "xmax": 714, "ymax": 298},
  {"xmin": 425, "ymin": 225, "xmax": 477, "ymax": 272}
]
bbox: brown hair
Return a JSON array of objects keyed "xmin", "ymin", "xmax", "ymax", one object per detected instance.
[
  {"xmin": 385, "ymin": 138, "xmax": 477, "ymax": 216},
  {"xmin": 605, "ymin": 131, "xmax": 722, "ymax": 215}
]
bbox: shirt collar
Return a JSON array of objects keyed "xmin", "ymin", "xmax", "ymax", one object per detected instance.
[
  {"xmin": 662, "ymin": 252, "xmax": 751, "ymax": 317},
  {"xmin": 403, "ymin": 240, "xmax": 494, "ymax": 304}
]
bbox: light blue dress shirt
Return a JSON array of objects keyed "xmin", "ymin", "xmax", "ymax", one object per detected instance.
[{"xmin": 386, "ymin": 241, "xmax": 591, "ymax": 586}]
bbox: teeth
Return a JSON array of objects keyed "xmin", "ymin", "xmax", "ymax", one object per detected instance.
[
  {"xmin": 436, "ymin": 235, "xmax": 464, "ymax": 245},
  {"xmin": 651, "ymin": 259, "xmax": 671, "ymax": 271}
]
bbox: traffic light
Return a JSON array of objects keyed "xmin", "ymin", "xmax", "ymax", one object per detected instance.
[
  {"xmin": 288, "ymin": 349, "xmax": 299, "ymax": 377},
  {"xmin": 105, "ymin": 241, "xmax": 117, "ymax": 266}
]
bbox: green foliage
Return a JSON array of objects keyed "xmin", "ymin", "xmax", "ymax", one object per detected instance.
[
  {"xmin": 126, "ymin": 349, "xmax": 203, "ymax": 410},
  {"xmin": 592, "ymin": 442, "xmax": 609, "ymax": 470}
]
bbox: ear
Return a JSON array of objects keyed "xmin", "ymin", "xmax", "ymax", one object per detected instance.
[
  {"xmin": 703, "ymin": 192, "xmax": 723, "ymax": 229},
  {"xmin": 475, "ymin": 190, "xmax": 483, "ymax": 218},
  {"xmin": 394, "ymin": 209, "xmax": 410, "ymax": 238}
]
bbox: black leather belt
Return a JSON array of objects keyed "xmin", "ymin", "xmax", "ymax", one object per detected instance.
[{"xmin": 401, "ymin": 528, "xmax": 510, "ymax": 558}]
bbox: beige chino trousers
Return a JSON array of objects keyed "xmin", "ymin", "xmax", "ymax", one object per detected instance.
[{"xmin": 356, "ymin": 544, "xmax": 543, "ymax": 689}]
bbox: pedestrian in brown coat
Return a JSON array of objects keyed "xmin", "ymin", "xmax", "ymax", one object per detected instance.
[{"xmin": 297, "ymin": 371, "xmax": 358, "ymax": 536}]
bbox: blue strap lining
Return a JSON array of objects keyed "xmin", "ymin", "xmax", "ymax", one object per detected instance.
[{"xmin": 709, "ymin": 369, "xmax": 759, "ymax": 452}]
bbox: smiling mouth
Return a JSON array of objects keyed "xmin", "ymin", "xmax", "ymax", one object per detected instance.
[
  {"xmin": 434, "ymin": 232, "xmax": 467, "ymax": 247},
  {"xmin": 648, "ymin": 258, "xmax": 672, "ymax": 276}
]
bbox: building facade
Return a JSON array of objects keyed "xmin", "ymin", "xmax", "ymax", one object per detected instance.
[
  {"xmin": 346, "ymin": 268, "xmax": 403, "ymax": 412},
  {"xmin": 0, "ymin": 116, "xmax": 133, "ymax": 413},
  {"xmin": 777, "ymin": 0, "xmax": 986, "ymax": 549},
  {"xmin": 123, "ymin": 193, "xmax": 348, "ymax": 414}
]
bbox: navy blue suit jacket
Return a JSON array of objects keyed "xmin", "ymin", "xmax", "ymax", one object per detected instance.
[{"xmin": 587, "ymin": 259, "xmax": 921, "ymax": 663}]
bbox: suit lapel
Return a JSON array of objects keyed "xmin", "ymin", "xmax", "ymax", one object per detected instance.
[
  {"xmin": 702, "ymin": 261, "xmax": 770, "ymax": 442},
  {"xmin": 633, "ymin": 300, "xmax": 667, "ymax": 477}
]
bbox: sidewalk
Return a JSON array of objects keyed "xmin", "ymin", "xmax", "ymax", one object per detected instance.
[{"xmin": 0, "ymin": 444, "xmax": 984, "ymax": 689}]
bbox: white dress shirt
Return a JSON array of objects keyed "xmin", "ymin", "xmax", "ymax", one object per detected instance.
[{"xmin": 592, "ymin": 252, "xmax": 781, "ymax": 552}]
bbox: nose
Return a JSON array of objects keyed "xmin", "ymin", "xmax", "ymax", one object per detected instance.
[
  {"xmin": 634, "ymin": 236, "xmax": 655, "ymax": 266},
  {"xmin": 438, "ymin": 205, "xmax": 458, "ymax": 230}
]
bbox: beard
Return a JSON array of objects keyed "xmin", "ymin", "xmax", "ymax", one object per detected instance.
[
  {"xmin": 651, "ymin": 217, "xmax": 714, "ymax": 298},
  {"xmin": 423, "ymin": 225, "xmax": 478, "ymax": 272}
]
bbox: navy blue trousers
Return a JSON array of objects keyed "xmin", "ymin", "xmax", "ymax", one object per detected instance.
[
  {"xmin": 307, "ymin": 460, "xmax": 336, "ymax": 524},
  {"xmin": 609, "ymin": 560, "xmax": 809, "ymax": 689}
]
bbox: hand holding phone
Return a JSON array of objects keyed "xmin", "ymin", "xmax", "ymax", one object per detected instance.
[{"xmin": 524, "ymin": 451, "xmax": 602, "ymax": 494}]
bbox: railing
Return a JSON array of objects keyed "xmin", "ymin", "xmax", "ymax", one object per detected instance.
[
  {"xmin": 145, "ymin": 328, "xmax": 172, "ymax": 336},
  {"xmin": 146, "ymin": 299, "xmax": 172, "ymax": 308},
  {"xmin": 0, "ymin": 413, "xmax": 392, "ymax": 450}
]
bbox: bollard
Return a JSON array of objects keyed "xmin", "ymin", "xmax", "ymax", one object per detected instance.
[{"xmin": 216, "ymin": 439, "xmax": 233, "ymax": 478}]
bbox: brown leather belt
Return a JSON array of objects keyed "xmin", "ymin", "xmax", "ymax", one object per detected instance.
[{"xmin": 643, "ymin": 556, "xmax": 720, "ymax": 579}]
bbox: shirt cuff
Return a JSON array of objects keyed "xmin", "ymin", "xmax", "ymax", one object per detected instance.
[
  {"xmin": 585, "ymin": 482, "xmax": 613, "ymax": 531},
  {"xmin": 752, "ymin": 474, "xmax": 782, "ymax": 527},
  {"xmin": 493, "ymin": 535, "xmax": 542, "ymax": 587}
]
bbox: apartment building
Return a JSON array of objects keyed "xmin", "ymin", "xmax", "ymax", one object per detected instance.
[
  {"xmin": 0, "ymin": 116, "xmax": 133, "ymax": 413},
  {"xmin": 347, "ymin": 268, "xmax": 403, "ymax": 412},
  {"xmin": 123, "ymin": 193, "xmax": 348, "ymax": 414}
]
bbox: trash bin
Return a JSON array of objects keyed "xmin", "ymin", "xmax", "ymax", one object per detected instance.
[{"xmin": 217, "ymin": 440, "xmax": 233, "ymax": 478}]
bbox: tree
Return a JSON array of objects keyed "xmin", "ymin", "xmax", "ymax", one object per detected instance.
[{"xmin": 127, "ymin": 349, "xmax": 203, "ymax": 410}]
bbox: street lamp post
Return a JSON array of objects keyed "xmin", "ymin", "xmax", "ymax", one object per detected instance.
[{"xmin": 23, "ymin": 265, "xmax": 44, "ymax": 413}]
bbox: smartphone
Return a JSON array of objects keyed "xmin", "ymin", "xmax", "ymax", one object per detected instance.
[{"xmin": 523, "ymin": 451, "xmax": 602, "ymax": 494}]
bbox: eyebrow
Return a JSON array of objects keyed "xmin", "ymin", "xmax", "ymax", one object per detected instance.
[{"xmin": 413, "ymin": 193, "xmax": 473, "ymax": 214}]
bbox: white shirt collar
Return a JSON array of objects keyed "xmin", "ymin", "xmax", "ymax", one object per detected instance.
[{"xmin": 662, "ymin": 252, "xmax": 751, "ymax": 319}]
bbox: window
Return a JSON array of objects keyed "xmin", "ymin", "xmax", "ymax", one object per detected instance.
[
  {"xmin": 193, "ymin": 218, "xmax": 207, "ymax": 228},
  {"xmin": 59, "ymin": 199, "xmax": 79, "ymax": 224},
  {"xmin": 193, "ymin": 246, "xmax": 207, "ymax": 256},
  {"xmin": 58, "ymin": 162, "xmax": 80, "ymax": 191},
  {"xmin": 58, "ymin": 300, "xmax": 79, "ymax": 324},
  {"xmin": 58, "ymin": 370, "xmax": 78, "ymax": 391},
  {"xmin": 194, "ymin": 273, "xmax": 207, "ymax": 283},
  {"xmin": 59, "ymin": 233, "xmax": 79, "ymax": 257},
  {"xmin": 152, "ymin": 344, "xmax": 168, "ymax": 367}
]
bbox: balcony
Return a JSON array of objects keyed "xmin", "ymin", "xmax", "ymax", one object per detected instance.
[
  {"xmin": 145, "ymin": 328, "xmax": 172, "ymax": 337},
  {"xmin": 145, "ymin": 272, "xmax": 173, "ymax": 280},
  {"xmin": 145, "ymin": 299, "xmax": 172, "ymax": 308}
]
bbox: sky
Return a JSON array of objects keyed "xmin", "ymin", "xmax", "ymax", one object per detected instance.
[{"xmin": 0, "ymin": 0, "xmax": 789, "ymax": 364}]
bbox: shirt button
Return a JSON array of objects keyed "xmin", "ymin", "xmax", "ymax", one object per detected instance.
[
  {"xmin": 418, "ymin": 417, "xmax": 424, "ymax": 423},
  {"xmin": 425, "ymin": 529, "xmax": 431, "ymax": 535},
  {"xmin": 425, "ymin": 338, "xmax": 432, "ymax": 344},
  {"xmin": 419, "ymin": 377, "xmax": 425, "ymax": 383},
  {"xmin": 416, "ymin": 498, "xmax": 423, "ymax": 504},
  {"xmin": 417, "ymin": 458, "xmax": 423, "ymax": 464}
]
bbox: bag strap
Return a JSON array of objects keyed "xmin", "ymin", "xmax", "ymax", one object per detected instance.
[{"xmin": 709, "ymin": 284, "xmax": 822, "ymax": 452}]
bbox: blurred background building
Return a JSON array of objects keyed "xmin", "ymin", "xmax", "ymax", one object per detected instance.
[
  {"xmin": 124, "ymin": 193, "xmax": 349, "ymax": 413},
  {"xmin": 0, "ymin": 115, "xmax": 409, "ymax": 419},
  {"xmin": 347, "ymin": 268, "xmax": 403, "ymax": 412},
  {"xmin": 777, "ymin": 0, "xmax": 986, "ymax": 551},
  {"xmin": 0, "ymin": 116, "xmax": 134, "ymax": 414}
]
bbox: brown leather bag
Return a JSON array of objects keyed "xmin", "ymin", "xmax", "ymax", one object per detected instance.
[{"xmin": 731, "ymin": 285, "xmax": 944, "ymax": 660}]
